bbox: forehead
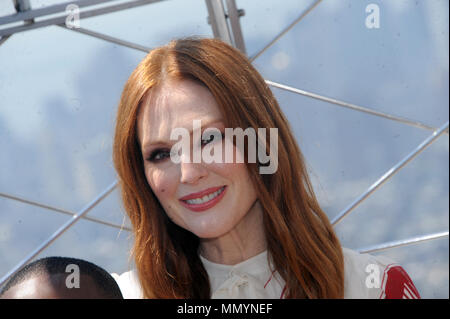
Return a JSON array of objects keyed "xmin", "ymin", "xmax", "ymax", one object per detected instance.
[
  {"xmin": 1, "ymin": 276, "xmax": 45, "ymax": 298},
  {"xmin": 137, "ymin": 79, "xmax": 224, "ymax": 145},
  {"xmin": 2, "ymin": 274, "xmax": 105, "ymax": 299}
]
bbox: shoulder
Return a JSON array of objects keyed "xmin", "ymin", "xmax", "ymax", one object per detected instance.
[
  {"xmin": 342, "ymin": 247, "xmax": 420, "ymax": 299},
  {"xmin": 110, "ymin": 270, "xmax": 144, "ymax": 299}
]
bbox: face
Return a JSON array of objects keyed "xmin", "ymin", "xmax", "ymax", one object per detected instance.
[
  {"xmin": 1, "ymin": 274, "xmax": 106, "ymax": 299},
  {"xmin": 137, "ymin": 78, "xmax": 260, "ymax": 239}
]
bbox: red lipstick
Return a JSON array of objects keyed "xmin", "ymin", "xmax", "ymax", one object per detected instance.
[{"xmin": 179, "ymin": 186, "xmax": 227, "ymax": 212}]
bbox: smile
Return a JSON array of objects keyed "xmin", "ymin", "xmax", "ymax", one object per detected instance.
[{"xmin": 179, "ymin": 186, "xmax": 227, "ymax": 212}]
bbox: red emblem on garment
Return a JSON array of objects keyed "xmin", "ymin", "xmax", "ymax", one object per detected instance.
[{"xmin": 379, "ymin": 264, "xmax": 421, "ymax": 299}]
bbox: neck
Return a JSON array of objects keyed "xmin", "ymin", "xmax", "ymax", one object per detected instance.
[{"xmin": 199, "ymin": 200, "xmax": 267, "ymax": 265}]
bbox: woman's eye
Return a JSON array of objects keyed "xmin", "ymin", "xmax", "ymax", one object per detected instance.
[
  {"xmin": 148, "ymin": 149, "xmax": 170, "ymax": 162},
  {"xmin": 201, "ymin": 132, "xmax": 224, "ymax": 146},
  {"xmin": 201, "ymin": 135, "xmax": 214, "ymax": 146}
]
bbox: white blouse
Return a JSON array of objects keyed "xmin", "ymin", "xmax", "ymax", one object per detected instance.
[{"xmin": 111, "ymin": 247, "xmax": 420, "ymax": 299}]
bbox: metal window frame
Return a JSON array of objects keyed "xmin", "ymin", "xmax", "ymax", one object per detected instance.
[{"xmin": 0, "ymin": 0, "xmax": 448, "ymax": 292}]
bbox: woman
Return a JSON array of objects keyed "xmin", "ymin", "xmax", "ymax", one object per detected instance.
[{"xmin": 111, "ymin": 37, "xmax": 420, "ymax": 299}]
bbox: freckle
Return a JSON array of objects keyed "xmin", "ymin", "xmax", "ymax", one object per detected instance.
[{"xmin": 161, "ymin": 189, "xmax": 165, "ymax": 192}]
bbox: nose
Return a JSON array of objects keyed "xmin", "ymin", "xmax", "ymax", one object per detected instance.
[{"xmin": 179, "ymin": 161, "xmax": 208, "ymax": 184}]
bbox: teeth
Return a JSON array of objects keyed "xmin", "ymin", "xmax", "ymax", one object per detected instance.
[{"xmin": 185, "ymin": 187, "xmax": 224, "ymax": 205}]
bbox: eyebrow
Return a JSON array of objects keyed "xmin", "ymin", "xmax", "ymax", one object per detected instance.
[{"xmin": 141, "ymin": 119, "xmax": 224, "ymax": 153}]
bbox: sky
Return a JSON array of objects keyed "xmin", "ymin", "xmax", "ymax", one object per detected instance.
[{"xmin": 0, "ymin": 0, "xmax": 448, "ymax": 298}]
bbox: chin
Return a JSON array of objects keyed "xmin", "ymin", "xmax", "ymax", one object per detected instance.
[
  {"xmin": 192, "ymin": 230, "xmax": 221, "ymax": 239},
  {"xmin": 190, "ymin": 226, "xmax": 230, "ymax": 240}
]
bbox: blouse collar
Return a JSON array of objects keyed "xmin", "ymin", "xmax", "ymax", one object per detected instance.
[{"xmin": 199, "ymin": 250, "xmax": 272, "ymax": 278}]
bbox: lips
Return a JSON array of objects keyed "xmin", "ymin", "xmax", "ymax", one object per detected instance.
[
  {"xmin": 179, "ymin": 186, "xmax": 225, "ymax": 201},
  {"xmin": 179, "ymin": 186, "xmax": 227, "ymax": 212}
]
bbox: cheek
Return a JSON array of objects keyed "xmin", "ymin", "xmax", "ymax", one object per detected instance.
[
  {"xmin": 221, "ymin": 162, "xmax": 256, "ymax": 195},
  {"xmin": 144, "ymin": 166, "xmax": 177, "ymax": 200},
  {"xmin": 207, "ymin": 161, "xmax": 257, "ymax": 199},
  {"xmin": 207, "ymin": 160, "xmax": 248, "ymax": 178}
]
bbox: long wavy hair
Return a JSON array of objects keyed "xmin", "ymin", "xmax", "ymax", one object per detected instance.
[{"xmin": 113, "ymin": 37, "xmax": 344, "ymax": 298}]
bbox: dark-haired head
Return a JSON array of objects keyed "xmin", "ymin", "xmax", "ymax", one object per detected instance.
[{"xmin": 0, "ymin": 256, "xmax": 123, "ymax": 299}]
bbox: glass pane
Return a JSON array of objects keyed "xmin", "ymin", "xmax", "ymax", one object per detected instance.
[{"xmin": 1, "ymin": 0, "xmax": 448, "ymax": 299}]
